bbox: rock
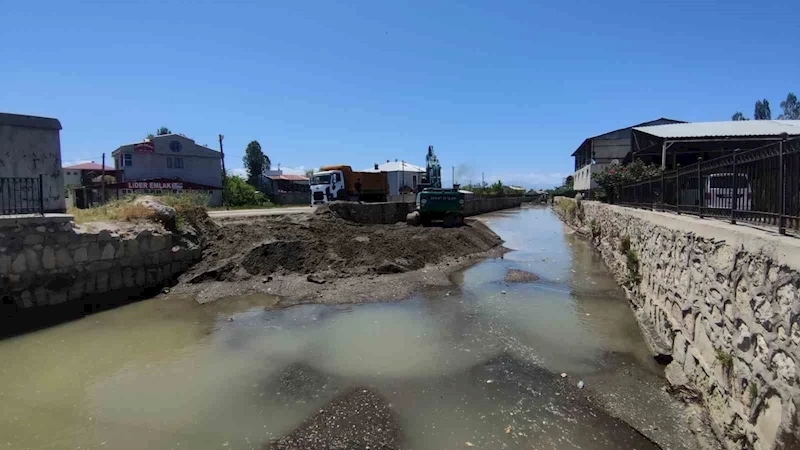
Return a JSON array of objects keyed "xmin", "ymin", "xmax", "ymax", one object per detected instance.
[
  {"xmin": 133, "ymin": 196, "xmax": 177, "ymax": 230},
  {"xmin": 406, "ymin": 210, "xmax": 421, "ymax": 226},
  {"xmin": 500, "ymin": 290, "xmax": 507, "ymax": 295},
  {"xmin": 375, "ymin": 260, "xmax": 409, "ymax": 275},
  {"xmin": 577, "ymin": 380, "xmax": 585, "ymax": 389},
  {"xmin": 560, "ymin": 373, "xmax": 567, "ymax": 378},
  {"xmin": 262, "ymin": 276, "xmax": 273, "ymax": 283},
  {"xmin": 505, "ymin": 268, "xmax": 539, "ymax": 283},
  {"xmin": 307, "ymin": 274, "xmax": 326, "ymax": 284}
]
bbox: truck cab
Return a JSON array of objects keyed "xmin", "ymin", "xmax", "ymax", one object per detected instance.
[{"xmin": 310, "ymin": 170, "xmax": 346, "ymax": 205}]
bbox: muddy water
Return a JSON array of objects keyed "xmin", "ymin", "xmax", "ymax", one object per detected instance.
[{"xmin": 0, "ymin": 207, "xmax": 672, "ymax": 450}]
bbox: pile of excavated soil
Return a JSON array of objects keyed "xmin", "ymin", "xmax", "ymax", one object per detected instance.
[{"xmin": 184, "ymin": 210, "xmax": 502, "ymax": 284}]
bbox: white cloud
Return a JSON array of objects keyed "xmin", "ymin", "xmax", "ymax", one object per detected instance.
[{"xmin": 228, "ymin": 168, "xmax": 248, "ymax": 178}]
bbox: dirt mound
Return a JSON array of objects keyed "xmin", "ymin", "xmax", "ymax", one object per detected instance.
[
  {"xmin": 185, "ymin": 213, "xmax": 502, "ymax": 283},
  {"xmin": 265, "ymin": 388, "xmax": 401, "ymax": 450},
  {"xmin": 505, "ymin": 268, "xmax": 540, "ymax": 283}
]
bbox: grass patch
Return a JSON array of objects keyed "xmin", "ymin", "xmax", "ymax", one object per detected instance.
[
  {"xmin": 716, "ymin": 348, "xmax": 734, "ymax": 373},
  {"xmin": 68, "ymin": 193, "xmax": 208, "ymax": 228},
  {"xmin": 557, "ymin": 198, "xmax": 577, "ymax": 221}
]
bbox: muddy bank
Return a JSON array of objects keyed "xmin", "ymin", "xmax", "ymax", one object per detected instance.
[{"xmin": 174, "ymin": 210, "xmax": 504, "ymax": 305}]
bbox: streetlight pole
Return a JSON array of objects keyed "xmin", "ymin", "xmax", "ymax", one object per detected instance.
[{"xmin": 219, "ymin": 134, "xmax": 227, "ymax": 209}]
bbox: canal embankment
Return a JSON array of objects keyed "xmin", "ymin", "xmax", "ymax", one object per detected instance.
[{"xmin": 554, "ymin": 196, "xmax": 800, "ymax": 450}]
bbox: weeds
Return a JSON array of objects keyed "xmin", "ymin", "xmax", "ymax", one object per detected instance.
[
  {"xmin": 68, "ymin": 193, "xmax": 208, "ymax": 228},
  {"xmin": 590, "ymin": 219, "xmax": 601, "ymax": 238},
  {"xmin": 626, "ymin": 248, "xmax": 642, "ymax": 285},
  {"xmin": 619, "ymin": 235, "xmax": 631, "ymax": 253},
  {"xmin": 748, "ymin": 382, "xmax": 758, "ymax": 404},
  {"xmin": 557, "ymin": 198, "xmax": 577, "ymax": 222},
  {"xmin": 716, "ymin": 348, "xmax": 734, "ymax": 373}
]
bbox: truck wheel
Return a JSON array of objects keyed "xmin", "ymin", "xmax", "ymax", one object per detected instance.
[
  {"xmin": 455, "ymin": 214, "xmax": 464, "ymax": 227},
  {"xmin": 420, "ymin": 214, "xmax": 432, "ymax": 226},
  {"xmin": 443, "ymin": 215, "xmax": 455, "ymax": 228}
]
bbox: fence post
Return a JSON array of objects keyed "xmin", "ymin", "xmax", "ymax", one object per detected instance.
[
  {"xmin": 38, "ymin": 174, "xmax": 44, "ymax": 215},
  {"xmin": 730, "ymin": 150, "xmax": 738, "ymax": 224},
  {"xmin": 660, "ymin": 172, "xmax": 664, "ymax": 211},
  {"xmin": 697, "ymin": 157, "xmax": 703, "ymax": 218},
  {"xmin": 778, "ymin": 138, "xmax": 786, "ymax": 235},
  {"xmin": 676, "ymin": 165, "xmax": 681, "ymax": 214}
]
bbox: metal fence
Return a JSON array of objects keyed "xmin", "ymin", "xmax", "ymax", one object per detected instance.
[
  {"xmin": 618, "ymin": 137, "xmax": 800, "ymax": 234},
  {"xmin": 0, "ymin": 175, "xmax": 44, "ymax": 215}
]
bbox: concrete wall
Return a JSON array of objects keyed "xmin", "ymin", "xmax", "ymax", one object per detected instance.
[
  {"xmin": 555, "ymin": 198, "xmax": 800, "ymax": 450},
  {"xmin": 112, "ymin": 135, "xmax": 222, "ymax": 188},
  {"xmin": 573, "ymin": 163, "xmax": 607, "ymax": 191},
  {"xmin": 328, "ymin": 197, "xmax": 523, "ymax": 225},
  {"xmin": 0, "ymin": 114, "xmax": 66, "ymax": 213},
  {"xmin": 272, "ymin": 191, "xmax": 310, "ymax": 205},
  {"xmin": 0, "ymin": 217, "xmax": 202, "ymax": 326}
]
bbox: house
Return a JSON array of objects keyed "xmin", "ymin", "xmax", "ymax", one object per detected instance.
[
  {"xmin": 261, "ymin": 170, "xmax": 310, "ymax": 205},
  {"xmin": 62, "ymin": 162, "xmax": 118, "ymax": 208},
  {"xmin": 365, "ymin": 160, "xmax": 426, "ymax": 195},
  {"xmin": 110, "ymin": 134, "xmax": 223, "ymax": 205},
  {"xmin": 572, "ymin": 118, "xmax": 684, "ymax": 192},
  {"xmin": 0, "ymin": 112, "xmax": 66, "ymax": 213}
]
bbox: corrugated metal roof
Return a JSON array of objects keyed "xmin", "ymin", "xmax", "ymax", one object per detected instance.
[
  {"xmin": 267, "ymin": 174, "xmax": 308, "ymax": 181},
  {"xmin": 634, "ymin": 120, "xmax": 800, "ymax": 139},
  {"xmin": 364, "ymin": 161, "xmax": 426, "ymax": 173}
]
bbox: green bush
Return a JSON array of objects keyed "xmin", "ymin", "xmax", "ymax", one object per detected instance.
[
  {"xmin": 590, "ymin": 219, "xmax": 601, "ymax": 238},
  {"xmin": 224, "ymin": 175, "xmax": 268, "ymax": 207},
  {"xmin": 594, "ymin": 160, "xmax": 662, "ymax": 203},
  {"xmin": 716, "ymin": 348, "xmax": 734, "ymax": 373}
]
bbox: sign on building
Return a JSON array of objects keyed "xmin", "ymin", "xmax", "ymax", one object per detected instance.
[
  {"xmin": 134, "ymin": 142, "xmax": 155, "ymax": 153},
  {"xmin": 126, "ymin": 181, "xmax": 184, "ymax": 190}
]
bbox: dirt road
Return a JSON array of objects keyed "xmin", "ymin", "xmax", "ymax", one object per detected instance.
[{"xmin": 208, "ymin": 206, "xmax": 314, "ymax": 219}]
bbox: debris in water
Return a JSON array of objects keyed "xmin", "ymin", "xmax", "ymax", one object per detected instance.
[
  {"xmin": 500, "ymin": 290, "xmax": 507, "ymax": 295},
  {"xmin": 446, "ymin": 291, "xmax": 451, "ymax": 296},
  {"xmin": 505, "ymin": 425, "xmax": 512, "ymax": 434},
  {"xmin": 227, "ymin": 317, "xmax": 234, "ymax": 322},
  {"xmin": 466, "ymin": 442, "xmax": 475, "ymax": 447},
  {"xmin": 577, "ymin": 380, "xmax": 585, "ymax": 389},
  {"xmin": 560, "ymin": 373, "xmax": 567, "ymax": 378},
  {"xmin": 486, "ymin": 380, "xmax": 494, "ymax": 384}
]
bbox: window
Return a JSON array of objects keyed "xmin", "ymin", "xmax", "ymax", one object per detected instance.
[
  {"xmin": 167, "ymin": 157, "xmax": 173, "ymax": 168},
  {"xmin": 124, "ymin": 154, "xmax": 132, "ymax": 166},
  {"xmin": 175, "ymin": 157, "xmax": 184, "ymax": 168}
]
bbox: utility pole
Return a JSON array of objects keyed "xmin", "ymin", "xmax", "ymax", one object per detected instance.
[
  {"xmin": 452, "ymin": 166, "xmax": 455, "ymax": 188},
  {"xmin": 219, "ymin": 134, "xmax": 227, "ymax": 209},
  {"xmin": 482, "ymin": 172, "xmax": 485, "ymax": 189},
  {"xmin": 101, "ymin": 153, "xmax": 106, "ymax": 204}
]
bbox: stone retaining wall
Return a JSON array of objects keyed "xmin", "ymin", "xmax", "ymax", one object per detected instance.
[
  {"xmin": 0, "ymin": 216, "xmax": 202, "ymax": 324},
  {"xmin": 554, "ymin": 197, "xmax": 800, "ymax": 450},
  {"xmin": 328, "ymin": 197, "xmax": 523, "ymax": 225}
]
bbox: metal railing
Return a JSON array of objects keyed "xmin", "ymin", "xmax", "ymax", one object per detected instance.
[
  {"xmin": 0, "ymin": 175, "xmax": 44, "ymax": 215},
  {"xmin": 618, "ymin": 137, "xmax": 800, "ymax": 234}
]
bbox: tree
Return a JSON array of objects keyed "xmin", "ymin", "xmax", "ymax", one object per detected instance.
[
  {"xmin": 778, "ymin": 93, "xmax": 800, "ymax": 120},
  {"xmin": 305, "ymin": 169, "xmax": 315, "ymax": 178},
  {"xmin": 157, "ymin": 126, "xmax": 172, "ymax": 136},
  {"xmin": 594, "ymin": 160, "xmax": 663, "ymax": 203},
  {"xmin": 242, "ymin": 140, "xmax": 271, "ymax": 187},
  {"xmin": 146, "ymin": 133, "xmax": 155, "ymax": 140},
  {"xmin": 754, "ymin": 99, "xmax": 771, "ymax": 120},
  {"xmin": 731, "ymin": 112, "xmax": 748, "ymax": 121}
]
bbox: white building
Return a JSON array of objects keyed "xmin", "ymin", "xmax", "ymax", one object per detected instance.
[{"xmin": 365, "ymin": 160, "xmax": 425, "ymax": 195}]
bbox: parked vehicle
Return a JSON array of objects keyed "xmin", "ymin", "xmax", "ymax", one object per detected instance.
[
  {"xmin": 679, "ymin": 173, "xmax": 752, "ymax": 210},
  {"xmin": 413, "ymin": 188, "xmax": 466, "ymax": 226},
  {"xmin": 310, "ymin": 165, "xmax": 389, "ymax": 205}
]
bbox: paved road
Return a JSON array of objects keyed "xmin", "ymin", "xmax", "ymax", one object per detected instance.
[{"xmin": 208, "ymin": 206, "xmax": 315, "ymax": 219}]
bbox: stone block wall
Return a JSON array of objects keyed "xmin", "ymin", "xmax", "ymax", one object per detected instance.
[
  {"xmin": 0, "ymin": 217, "xmax": 202, "ymax": 320},
  {"xmin": 554, "ymin": 198, "xmax": 800, "ymax": 450}
]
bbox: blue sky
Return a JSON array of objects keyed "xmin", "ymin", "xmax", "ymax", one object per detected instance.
[{"xmin": 1, "ymin": 1, "xmax": 797, "ymax": 188}]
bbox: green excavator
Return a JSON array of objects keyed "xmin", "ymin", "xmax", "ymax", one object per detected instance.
[{"xmin": 409, "ymin": 146, "xmax": 466, "ymax": 227}]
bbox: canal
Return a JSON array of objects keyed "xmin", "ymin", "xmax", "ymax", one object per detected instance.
[{"xmin": 0, "ymin": 206, "xmax": 694, "ymax": 449}]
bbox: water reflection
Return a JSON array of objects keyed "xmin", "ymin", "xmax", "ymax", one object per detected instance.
[{"xmin": 0, "ymin": 206, "xmax": 664, "ymax": 450}]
